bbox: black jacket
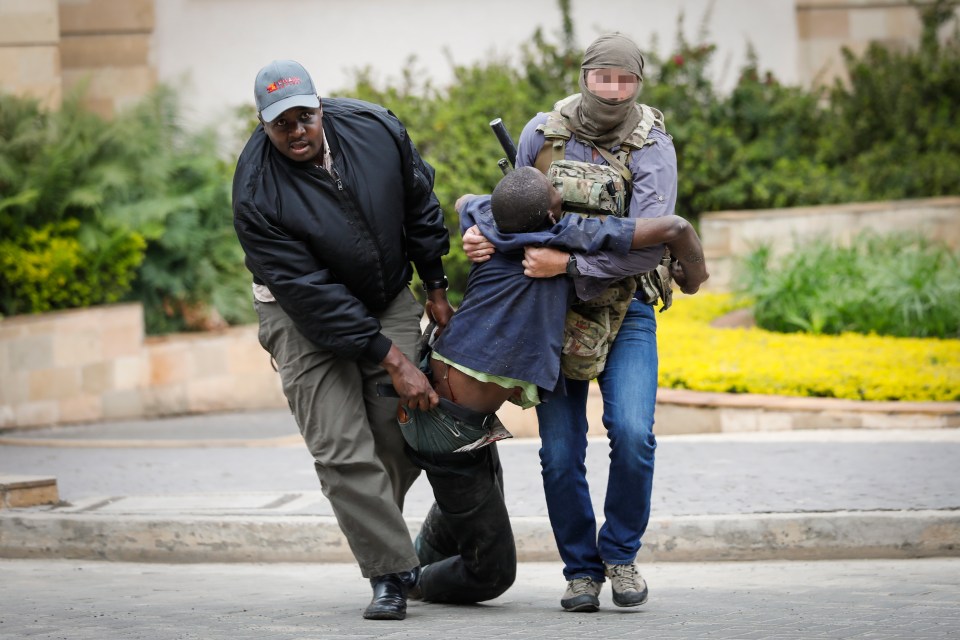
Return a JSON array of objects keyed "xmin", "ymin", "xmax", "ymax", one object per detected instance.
[{"xmin": 232, "ymin": 98, "xmax": 449, "ymax": 362}]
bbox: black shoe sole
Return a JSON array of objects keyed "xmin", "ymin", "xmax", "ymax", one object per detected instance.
[
  {"xmin": 561, "ymin": 597, "xmax": 600, "ymax": 613},
  {"xmin": 362, "ymin": 609, "xmax": 407, "ymax": 620},
  {"xmin": 612, "ymin": 593, "xmax": 648, "ymax": 608}
]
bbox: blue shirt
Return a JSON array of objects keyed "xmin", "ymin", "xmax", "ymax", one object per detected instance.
[
  {"xmin": 434, "ymin": 196, "xmax": 636, "ymax": 396},
  {"xmin": 516, "ymin": 111, "xmax": 678, "ymax": 300}
]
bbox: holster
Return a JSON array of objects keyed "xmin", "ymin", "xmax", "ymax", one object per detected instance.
[{"xmin": 636, "ymin": 250, "xmax": 674, "ymax": 312}]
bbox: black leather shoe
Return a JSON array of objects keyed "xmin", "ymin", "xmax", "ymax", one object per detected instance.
[{"xmin": 362, "ymin": 567, "xmax": 420, "ymax": 620}]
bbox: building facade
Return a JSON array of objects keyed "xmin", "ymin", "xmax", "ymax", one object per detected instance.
[{"xmin": 1, "ymin": 0, "xmax": 951, "ymax": 122}]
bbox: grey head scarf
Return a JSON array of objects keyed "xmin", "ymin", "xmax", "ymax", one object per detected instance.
[{"xmin": 559, "ymin": 32, "xmax": 645, "ymax": 148}]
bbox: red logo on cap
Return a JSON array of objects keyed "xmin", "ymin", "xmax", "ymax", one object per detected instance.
[{"xmin": 266, "ymin": 77, "xmax": 302, "ymax": 93}]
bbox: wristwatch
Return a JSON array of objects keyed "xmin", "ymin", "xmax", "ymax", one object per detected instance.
[
  {"xmin": 565, "ymin": 254, "xmax": 578, "ymax": 277},
  {"xmin": 422, "ymin": 276, "xmax": 449, "ymax": 291}
]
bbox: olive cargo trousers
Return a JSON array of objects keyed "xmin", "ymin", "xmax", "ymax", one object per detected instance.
[{"xmin": 255, "ymin": 289, "xmax": 423, "ymax": 578}]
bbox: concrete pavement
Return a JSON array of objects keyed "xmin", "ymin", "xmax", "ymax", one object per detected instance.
[
  {"xmin": 1, "ymin": 409, "xmax": 959, "ymax": 563},
  {"xmin": 2, "ymin": 558, "xmax": 959, "ymax": 639}
]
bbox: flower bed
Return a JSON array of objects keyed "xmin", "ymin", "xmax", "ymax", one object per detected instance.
[{"xmin": 657, "ymin": 293, "xmax": 960, "ymax": 402}]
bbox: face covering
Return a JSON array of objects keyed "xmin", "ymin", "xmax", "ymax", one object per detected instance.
[{"xmin": 559, "ymin": 32, "xmax": 645, "ymax": 148}]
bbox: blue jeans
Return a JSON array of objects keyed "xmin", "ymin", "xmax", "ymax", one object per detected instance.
[{"xmin": 537, "ymin": 299, "xmax": 658, "ymax": 582}]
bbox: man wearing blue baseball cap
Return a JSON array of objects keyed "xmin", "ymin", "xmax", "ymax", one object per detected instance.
[{"xmin": 233, "ymin": 59, "xmax": 453, "ymax": 621}]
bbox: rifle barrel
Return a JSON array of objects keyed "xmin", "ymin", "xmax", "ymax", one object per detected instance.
[{"xmin": 489, "ymin": 118, "xmax": 517, "ymax": 168}]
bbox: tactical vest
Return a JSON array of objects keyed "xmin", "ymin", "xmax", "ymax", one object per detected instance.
[{"xmin": 535, "ymin": 97, "xmax": 672, "ymax": 381}]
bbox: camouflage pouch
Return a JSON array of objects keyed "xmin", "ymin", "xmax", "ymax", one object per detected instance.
[
  {"xmin": 636, "ymin": 251, "xmax": 674, "ymax": 312},
  {"xmin": 561, "ymin": 277, "xmax": 637, "ymax": 380},
  {"xmin": 546, "ymin": 160, "xmax": 627, "ymax": 217}
]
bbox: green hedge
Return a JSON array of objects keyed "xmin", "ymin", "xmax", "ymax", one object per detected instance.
[
  {"xmin": 339, "ymin": 0, "xmax": 959, "ymax": 301},
  {"xmin": 0, "ymin": 87, "xmax": 253, "ymax": 332}
]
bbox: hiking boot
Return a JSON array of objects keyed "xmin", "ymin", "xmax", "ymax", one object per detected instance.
[
  {"xmin": 560, "ymin": 576, "xmax": 602, "ymax": 612},
  {"xmin": 604, "ymin": 561, "xmax": 648, "ymax": 607}
]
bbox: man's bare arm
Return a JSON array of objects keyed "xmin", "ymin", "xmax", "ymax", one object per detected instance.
[{"xmin": 631, "ymin": 215, "xmax": 708, "ymax": 294}]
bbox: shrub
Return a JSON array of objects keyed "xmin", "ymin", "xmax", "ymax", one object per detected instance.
[
  {"xmin": 0, "ymin": 87, "xmax": 254, "ymax": 332},
  {"xmin": 735, "ymin": 233, "xmax": 960, "ymax": 339},
  {"xmin": 824, "ymin": 0, "xmax": 960, "ymax": 200},
  {"xmin": 0, "ymin": 220, "xmax": 145, "ymax": 315}
]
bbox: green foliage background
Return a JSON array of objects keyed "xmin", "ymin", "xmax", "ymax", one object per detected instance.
[{"xmin": 1, "ymin": 0, "xmax": 958, "ymax": 332}]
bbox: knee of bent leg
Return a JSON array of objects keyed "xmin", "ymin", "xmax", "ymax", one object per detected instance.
[
  {"xmin": 473, "ymin": 556, "xmax": 517, "ymax": 602},
  {"xmin": 609, "ymin": 423, "xmax": 657, "ymax": 458}
]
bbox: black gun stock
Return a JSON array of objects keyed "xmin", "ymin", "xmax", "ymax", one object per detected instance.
[{"xmin": 490, "ymin": 117, "xmax": 517, "ymax": 175}]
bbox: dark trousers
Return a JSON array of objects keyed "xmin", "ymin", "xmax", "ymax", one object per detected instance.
[{"xmin": 407, "ymin": 443, "xmax": 517, "ymax": 604}]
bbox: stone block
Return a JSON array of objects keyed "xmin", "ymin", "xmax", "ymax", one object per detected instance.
[
  {"xmin": 719, "ymin": 408, "xmax": 792, "ymax": 432},
  {"xmin": 58, "ymin": 393, "xmax": 102, "ymax": 423},
  {"xmin": 7, "ymin": 334, "xmax": 54, "ymax": 373},
  {"xmin": 798, "ymin": 38, "xmax": 847, "ymax": 87},
  {"xmin": 792, "ymin": 410, "xmax": 863, "ymax": 430},
  {"xmin": 655, "ymin": 403, "xmax": 721, "ymax": 435},
  {"xmin": 797, "ymin": 7, "xmax": 850, "ymax": 40},
  {"xmin": 147, "ymin": 342, "xmax": 194, "ymax": 386},
  {"xmin": 0, "ymin": 475, "xmax": 59, "ymax": 509},
  {"xmin": 186, "ymin": 373, "xmax": 284, "ymax": 414},
  {"xmin": 0, "ymin": 321, "xmax": 27, "ymax": 342},
  {"xmin": 14, "ymin": 400, "xmax": 59, "ymax": 427},
  {"xmin": 81, "ymin": 360, "xmax": 114, "ymax": 394},
  {"xmin": 0, "ymin": 0, "xmax": 59, "ymax": 44},
  {"xmin": 111, "ymin": 355, "xmax": 146, "ymax": 390},
  {"xmin": 226, "ymin": 336, "xmax": 271, "ymax": 375},
  {"xmin": 58, "ymin": 0, "xmax": 154, "ymax": 34},
  {"xmin": 53, "ymin": 329, "xmax": 102, "ymax": 368},
  {"xmin": 23, "ymin": 316, "xmax": 63, "ymax": 337},
  {"xmin": 141, "ymin": 384, "xmax": 187, "ymax": 416},
  {"xmin": 700, "ymin": 221, "xmax": 731, "ymax": 258},
  {"xmin": 60, "ymin": 32, "xmax": 151, "ymax": 68},
  {"xmin": 28, "ymin": 367, "xmax": 81, "ymax": 402},
  {"xmin": 62, "ymin": 65, "xmax": 156, "ymax": 118},
  {"xmin": 0, "ymin": 372, "xmax": 27, "ymax": 405},
  {"xmin": 101, "ymin": 388, "xmax": 143, "ymax": 420},
  {"xmin": 102, "ymin": 303, "xmax": 145, "ymax": 360},
  {"xmin": 861, "ymin": 412, "xmax": 952, "ymax": 430},
  {"xmin": 101, "ymin": 321, "xmax": 144, "ymax": 360},
  {"xmin": 886, "ymin": 6, "xmax": 924, "ymax": 39},
  {"xmin": 0, "ymin": 47, "xmax": 61, "ymax": 109},
  {"xmin": 191, "ymin": 340, "xmax": 229, "ymax": 378},
  {"xmin": 49, "ymin": 306, "xmax": 105, "ymax": 332},
  {"xmin": 850, "ymin": 7, "xmax": 888, "ymax": 40}
]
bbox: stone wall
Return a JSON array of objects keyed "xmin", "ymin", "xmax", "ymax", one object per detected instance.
[
  {"xmin": 0, "ymin": 303, "xmax": 285, "ymax": 430},
  {"xmin": 0, "ymin": 0, "xmax": 62, "ymax": 110},
  {"xmin": 0, "ymin": 0, "xmax": 155, "ymax": 117},
  {"xmin": 699, "ymin": 196, "xmax": 960, "ymax": 292},
  {"xmin": 58, "ymin": 0, "xmax": 156, "ymax": 118},
  {"xmin": 795, "ymin": 0, "xmax": 945, "ymax": 87}
]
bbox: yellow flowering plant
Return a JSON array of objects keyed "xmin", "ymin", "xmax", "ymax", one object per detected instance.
[{"xmin": 657, "ymin": 293, "xmax": 960, "ymax": 402}]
